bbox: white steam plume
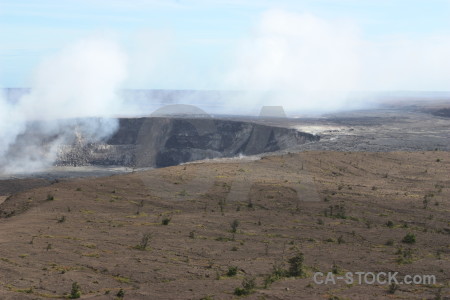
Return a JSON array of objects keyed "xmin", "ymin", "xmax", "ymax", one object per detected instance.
[
  {"xmin": 19, "ymin": 38, "xmax": 127, "ymax": 120},
  {"xmin": 0, "ymin": 91, "xmax": 26, "ymax": 161},
  {"xmin": 0, "ymin": 37, "xmax": 128, "ymax": 173},
  {"xmin": 224, "ymin": 10, "xmax": 363, "ymax": 113},
  {"xmin": 223, "ymin": 9, "xmax": 450, "ymax": 114}
]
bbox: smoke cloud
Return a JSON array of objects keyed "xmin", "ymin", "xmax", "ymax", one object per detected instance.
[
  {"xmin": 224, "ymin": 9, "xmax": 450, "ymax": 113},
  {"xmin": 0, "ymin": 37, "xmax": 128, "ymax": 173}
]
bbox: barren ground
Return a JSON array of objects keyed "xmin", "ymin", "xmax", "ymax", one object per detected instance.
[{"xmin": 0, "ymin": 151, "xmax": 449, "ymax": 299}]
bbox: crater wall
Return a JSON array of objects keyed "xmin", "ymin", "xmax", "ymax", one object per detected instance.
[{"xmin": 57, "ymin": 117, "xmax": 319, "ymax": 168}]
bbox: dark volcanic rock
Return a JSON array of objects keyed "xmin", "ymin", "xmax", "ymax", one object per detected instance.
[
  {"xmin": 431, "ymin": 108, "xmax": 450, "ymax": 118},
  {"xmin": 57, "ymin": 117, "xmax": 319, "ymax": 168}
]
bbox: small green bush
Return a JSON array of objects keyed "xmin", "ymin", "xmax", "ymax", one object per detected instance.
[
  {"xmin": 332, "ymin": 263, "xmax": 340, "ymax": 274},
  {"xmin": 227, "ymin": 266, "xmax": 238, "ymax": 277},
  {"xmin": 234, "ymin": 276, "xmax": 255, "ymax": 296},
  {"xmin": 230, "ymin": 219, "xmax": 240, "ymax": 233},
  {"xmin": 116, "ymin": 289, "xmax": 125, "ymax": 298},
  {"xmin": 388, "ymin": 283, "xmax": 398, "ymax": 294},
  {"xmin": 288, "ymin": 252, "xmax": 305, "ymax": 277},
  {"xmin": 396, "ymin": 247, "xmax": 413, "ymax": 264},
  {"xmin": 69, "ymin": 282, "xmax": 81, "ymax": 299},
  {"xmin": 134, "ymin": 233, "xmax": 152, "ymax": 250},
  {"xmin": 385, "ymin": 239, "xmax": 394, "ymax": 246},
  {"xmin": 264, "ymin": 264, "xmax": 287, "ymax": 288},
  {"xmin": 402, "ymin": 233, "xmax": 416, "ymax": 244}
]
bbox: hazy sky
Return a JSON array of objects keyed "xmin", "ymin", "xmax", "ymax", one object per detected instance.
[{"xmin": 1, "ymin": 0, "xmax": 450, "ymax": 89}]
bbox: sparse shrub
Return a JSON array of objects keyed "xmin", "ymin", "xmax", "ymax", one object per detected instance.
[
  {"xmin": 230, "ymin": 219, "xmax": 240, "ymax": 233},
  {"xmin": 215, "ymin": 236, "xmax": 233, "ymax": 242},
  {"xmin": 69, "ymin": 282, "xmax": 81, "ymax": 299},
  {"xmin": 317, "ymin": 218, "xmax": 324, "ymax": 225},
  {"xmin": 337, "ymin": 235, "xmax": 345, "ymax": 244},
  {"xmin": 402, "ymin": 233, "xmax": 416, "ymax": 244},
  {"xmin": 388, "ymin": 283, "xmax": 398, "ymax": 294},
  {"xmin": 234, "ymin": 287, "xmax": 247, "ymax": 295},
  {"xmin": 287, "ymin": 252, "xmax": 305, "ymax": 277},
  {"xmin": 57, "ymin": 216, "xmax": 66, "ymax": 223},
  {"xmin": 234, "ymin": 276, "xmax": 255, "ymax": 296},
  {"xmin": 46, "ymin": 194, "xmax": 54, "ymax": 201},
  {"xmin": 423, "ymin": 198, "xmax": 429, "ymax": 209},
  {"xmin": 116, "ymin": 289, "xmax": 125, "ymax": 298},
  {"xmin": 396, "ymin": 247, "xmax": 413, "ymax": 264},
  {"xmin": 227, "ymin": 266, "xmax": 238, "ymax": 277},
  {"xmin": 327, "ymin": 205, "xmax": 346, "ymax": 219},
  {"xmin": 134, "ymin": 233, "xmax": 152, "ymax": 250},
  {"xmin": 189, "ymin": 231, "xmax": 195, "ymax": 239},
  {"xmin": 332, "ymin": 263, "xmax": 340, "ymax": 274},
  {"xmin": 385, "ymin": 239, "xmax": 394, "ymax": 246},
  {"xmin": 264, "ymin": 263, "xmax": 287, "ymax": 288},
  {"xmin": 162, "ymin": 217, "xmax": 171, "ymax": 225},
  {"xmin": 386, "ymin": 220, "xmax": 394, "ymax": 228},
  {"xmin": 76, "ymin": 187, "xmax": 82, "ymax": 191},
  {"xmin": 231, "ymin": 246, "xmax": 238, "ymax": 251}
]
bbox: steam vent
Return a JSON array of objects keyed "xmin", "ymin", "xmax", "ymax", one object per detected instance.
[{"xmin": 259, "ymin": 106, "xmax": 287, "ymax": 118}]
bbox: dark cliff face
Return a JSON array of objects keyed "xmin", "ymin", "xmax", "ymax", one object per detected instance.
[{"xmin": 57, "ymin": 117, "xmax": 319, "ymax": 168}]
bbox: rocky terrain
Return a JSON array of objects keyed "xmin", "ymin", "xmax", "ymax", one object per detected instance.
[
  {"xmin": 0, "ymin": 151, "xmax": 448, "ymax": 299},
  {"xmin": 0, "ymin": 102, "xmax": 449, "ymax": 299}
]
